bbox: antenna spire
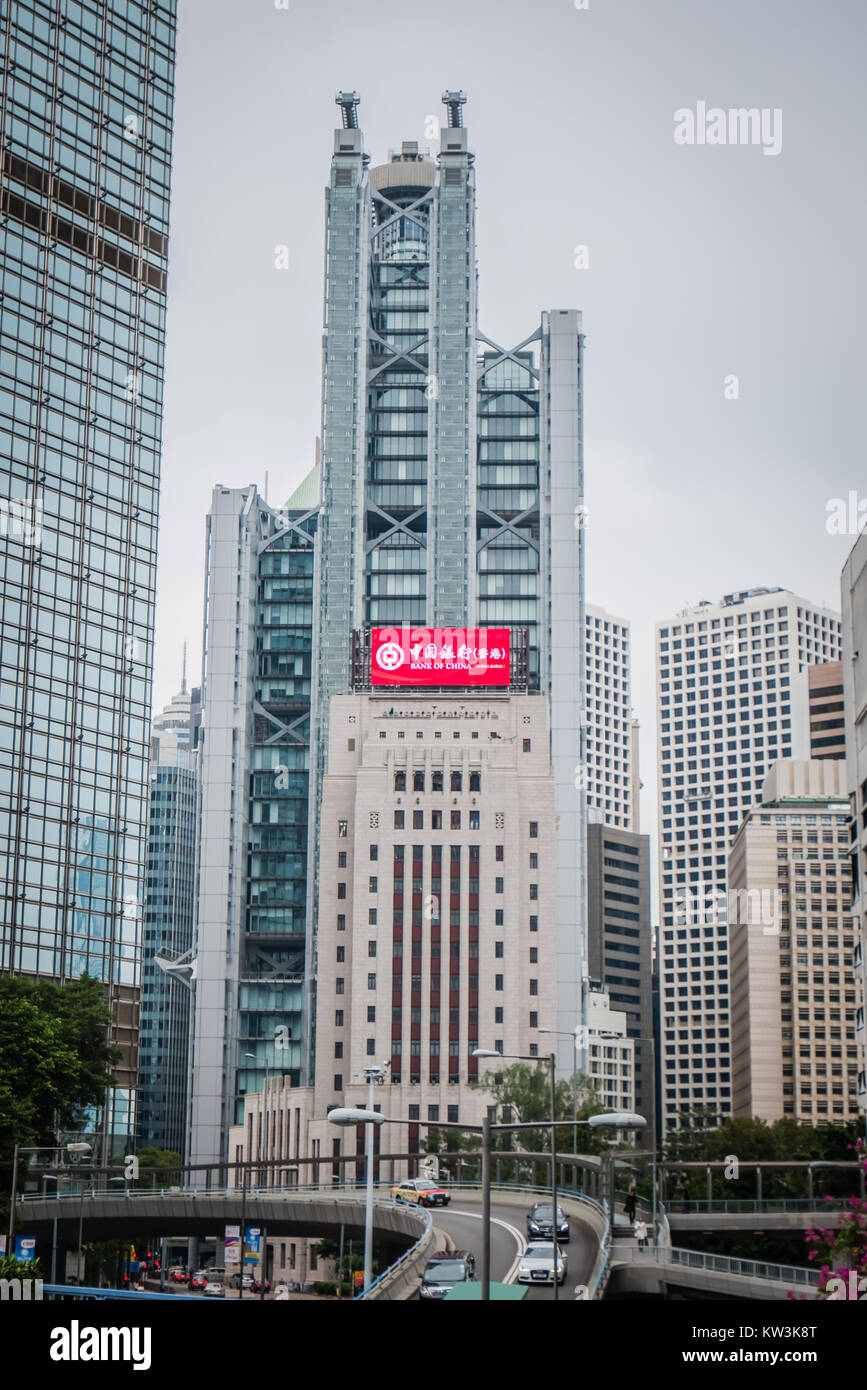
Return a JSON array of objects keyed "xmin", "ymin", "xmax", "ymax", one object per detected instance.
[{"xmin": 181, "ymin": 640, "xmax": 187, "ymax": 695}]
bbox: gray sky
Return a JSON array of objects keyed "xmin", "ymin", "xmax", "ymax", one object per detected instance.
[{"xmin": 156, "ymin": 0, "xmax": 867, "ymax": 854}]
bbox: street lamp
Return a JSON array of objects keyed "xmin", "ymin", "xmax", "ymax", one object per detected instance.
[
  {"xmin": 472, "ymin": 1048, "xmax": 562, "ymax": 1300},
  {"xmin": 328, "ymin": 1079, "xmax": 386, "ymax": 1296},
  {"xmin": 7, "ymin": 1141, "xmax": 92, "ymax": 1279}
]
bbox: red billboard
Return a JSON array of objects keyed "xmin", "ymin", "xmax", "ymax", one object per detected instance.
[{"xmin": 371, "ymin": 628, "xmax": 511, "ymax": 687}]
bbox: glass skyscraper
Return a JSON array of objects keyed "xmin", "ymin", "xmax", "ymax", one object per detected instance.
[
  {"xmin": 311, "ymin": 91, "xmax": 587, "ymax": 1086},
  {"xmin": 188, "ymin": 479, "xmax": 317, "ymax": 1164},
  {"xmin": 137, "ymin": 679, "xmax": 200, "ymax": 1156},
  {"xmin": 190, "ymin": 92, "xmax": 587, "ymax": 1166},
  {"xmin": 0, "ymin": 0, "xmax": 177, "ymax": 1156}
]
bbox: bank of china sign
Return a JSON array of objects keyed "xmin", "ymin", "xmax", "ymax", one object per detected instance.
[{"xmin": 371, "ymin": 627, "xmax": 510, "ymax": 687}]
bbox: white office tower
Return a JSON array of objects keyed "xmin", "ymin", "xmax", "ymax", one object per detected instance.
[
  {"xmin": 656, "ymin": 587, "xmax": 842, "ymax": 1131},
  {"xmin": 585, "ymin": 605, "xmax": 637, "ymax": 832},
  {"xmin": 841, "ymin": 532, "xmax": 867, "ymax": 1121}
]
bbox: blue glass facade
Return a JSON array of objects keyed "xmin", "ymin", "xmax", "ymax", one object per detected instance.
[
  {"xmin": 0, "ymin": 0, "xmax": 177, "ymax": 1154},
  {"xmin": 189, "ymin": 486, "xmax": 318, "ymax": 1160},
  {"xmin": 138, "ymin": 687, "xmax": 200, "ymax": 1155}
]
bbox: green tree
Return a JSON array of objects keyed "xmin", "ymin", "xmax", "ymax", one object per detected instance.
[
  {"xmin": 475, "ymin": 1062, "xmax": 610, "ymax": 1167},
  {"xmin": 0, "ymin": 975, "xmax": 118, "ymax": 1221},
  {"xmin": 132, "ymin": 1148, "xmax": 183, "ymax": 1189}
]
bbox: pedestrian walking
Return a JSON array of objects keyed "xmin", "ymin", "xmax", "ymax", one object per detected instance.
[
  {"xmin": 634, "ymin": 1217, "xmax": 648, "ymax": 1248},
  {"xmin": 624, "ymin": 1191, "xmax": 637, "ymax": 1222}
]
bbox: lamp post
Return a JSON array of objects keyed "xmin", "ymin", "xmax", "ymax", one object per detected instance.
[
  {"xmin": 473, "ymin": 1048, "xmax": 561, "ymax": 1301},
  {"xmin": 328, "ymin": 1095, "xmax": 386, "ymax": 1296},
  {"xmin": 8, "ymin": 1141, "xmax": 91, "ymax": 1246},
  {"xmin": 539, "ymin": 1026, "xmax": 584, "ymax": 1153},
  {"xmin": 327, "ymin": 1105, "xmax": 645, "ymax": 1302}
]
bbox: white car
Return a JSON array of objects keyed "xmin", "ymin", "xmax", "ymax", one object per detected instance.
[
  {"xmin": 203, "ymin": 1280, "xmax": 225, "ymax": 1298},
  {"xmin": 516, "ymin": 1242, "xmax": 567, "ymax": 1286}
]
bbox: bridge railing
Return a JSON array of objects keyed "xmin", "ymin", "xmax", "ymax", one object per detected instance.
[
  {"xmin": 666, "ymin": 1197, "xmax": 849, "ymax": 1215},
  {"xmin": 613, "ymin": 1243, "xmax": 821, "ymax": 1289}
]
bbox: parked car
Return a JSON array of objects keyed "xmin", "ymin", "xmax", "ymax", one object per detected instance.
[
  {"xmin": 229, "ymin": 1273, "xmax": 254, "ymax": 1290},
  {"xmin": 391, "ymin": 1178, "xmax": 451, "ymax": 1207},
  {"xmin": 516, "ymin": 1242, "xmax": 567, "ymax": 1286},
  {"xmin": 203, "ymin": 1281, "xmax": 225, "ymax": 1298},
  {"xmin": 419, "ymin": 1251, "xmax": 476, "ymax": 1301},
  {"xmin": 526, "ymin": 1202, "xmax": 570, "ymax": 1243}
]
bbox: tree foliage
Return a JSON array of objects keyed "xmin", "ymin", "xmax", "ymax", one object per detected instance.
[
  {"xmin": 0, "ymin": 974, "xmax": 118, "ymax": 1218},
  {"xmin": 475, "ymin": 1062, "xmax": 610, "ymax": 1156}
]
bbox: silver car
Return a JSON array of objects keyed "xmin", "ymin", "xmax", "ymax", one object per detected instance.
[{"xmin": 516, "ymin": 1242, "xmax": 567, "ymax": 1286}]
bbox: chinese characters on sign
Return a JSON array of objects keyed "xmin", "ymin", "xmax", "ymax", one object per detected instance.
[{"xmin": 371, "ymin": 627, "xmax": 511, "ymax": 687}]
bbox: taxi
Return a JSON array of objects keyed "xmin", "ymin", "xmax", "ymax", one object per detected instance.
[{"xmin": 390, "ymin": 1177, "xmax": 451, "ymax": 1207}]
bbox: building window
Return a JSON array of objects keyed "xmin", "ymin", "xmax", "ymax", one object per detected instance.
[
  {"xmin": 529, "ymin": 916, "xmax": 538, "ymax": 932},
  {"xmin": 495, "ymin": 878, "xmax": 504, "ymax": 894},
  {"xmin": 432, "ymin": 810, "xmax": 442, "ymax": 829},
  {"xmin": 367, "ymin": 1006, "xmax": 376, "ymax": 1022},
  {"xmin": 339, "ymin": 821, "xmax": 348, "ymax": 837},
  {"xmin": 529, "ymin": 822, "xmax": 538, "ymax": 838},
  {"xmin": 428, "ymin": 1105, "xmax": 440, "ymax": 1122},
  {"xmin": 370, "ymin": 844, "xmax": 378, "ymax": 861},
  {"xmin": 495, "ymin": 1007, "xmax": 504, "ymax": 1024},
  {"xmin": 447, "ymin": 1106, "xmax": 459, "ymax": 1123},
  {"xmin": 451, "ymin": 811, "xmax": 461, "ymax": 829},
  {"xmin": 369, "ymin": 908, "xmax": 378, "ymax": 925},
  {"xmin": 338, "ymin": 851, "xmax": 347, "ymax": 868},
  {"xmin": 334, "ymin": 1074, "xmax": 343, "ymax": 1091},
  {"xmin": 366, "ymin": 1038, "xmax": 376, "ymax": 1055},
  {"xmin": 469, "ymin": 772, "xmax": 481, "ymax": 791},
  {"xmin": 529, "ymin": 948, "xmax": 538, "ymax": 963},
  {"xmin": 335, "ymin": 978, "xmax": 344, "ymax": 995},
  {"xmin": 495, "ymin": 975, "xmax": 504, "ymax": 991},
  {"xmin": 495, "ymin": 941, "xmax": 504, "ymax": 958},
  {"xmin": 337, "ymin": 914, "xmax": 346, "ymax": 931},
  {"xmin": 495, "ymin": 844, "xmax": 504, "ymax": 862},
  {"xmin": 529, "ymin": 979, "xmax": 538, "ymax": 995},
  {"xmin": 451, "ymin": 772, "xmax": 462, "ymax": 791},
  {"xmin": 394, "ymin": 772, "xmax": 406, "ymax": 791},
  {"xmin": 368, "ymin": 940, "xmax": 377, "ymax": 957},
  {"xmin": 413, "ymin": 772, "xmax": 425, "ymax": 791},
  {"xmin": 337, "ymin": 882, "xmax": 346, "ymax": 899},
  {"xmin": 394, "ymin": 810, "xmax": 405, "ymax": 829},
  {"xmin": 495, "ymin": 909, "xmax": 504, "ymax": 925},
  {"xmin": 336, "ymin": 947, "xmax": 345, "ymax": 962},
  {"xmin": 530, "ymin": 1011, "xmax": 538, "ymax": 1028},
  {"xmin": 413, "ymin": 810, "xmax": 424, "ymax": 829},
  {"xmin": 529, "ymin": 853, "xmax": 538, "ymax": 869},
  {"xmin": 469, "ymin": 810, "xmax": 480, "ymax": 830},
  {"xmin": 432, "ymin": 772, "xmax": 444, "ymax": 792},
  {"xmin": 529, "ymin": 883, "xmax": 538, "ymax": 900},
  {"xmin": 335, "ymin": 1010, "xmax": 344, "ymax": 1026},
  {"xmin": 334, "ymin": 1042, "xmax": 343, "ymax": 1058},
  {"xmin": 368, "ymin": 973, "xmax": 376, "ymax": 989},
  {"xmin": 522, "ymin": 739, "xmax": 531, "ymax": 753}
]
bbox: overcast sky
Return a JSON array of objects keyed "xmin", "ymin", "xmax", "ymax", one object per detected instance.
[{"xmin": 155, "ymin": 0, "xmax": 867, "ymax": 857}]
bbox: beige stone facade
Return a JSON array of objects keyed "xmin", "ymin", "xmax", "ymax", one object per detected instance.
[
  {"xmin": 310, "ymin": 692, "xmax": 557, "ymax": 1147},
  {"xmin": 729, "ymin": 759, "xmax": 858, "ymax": 1123}
]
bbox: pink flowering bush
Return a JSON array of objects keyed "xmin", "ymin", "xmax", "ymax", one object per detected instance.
[{"xmin": 794, "ymin": 1139, "xmax": 867, "ymax": 1299}]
